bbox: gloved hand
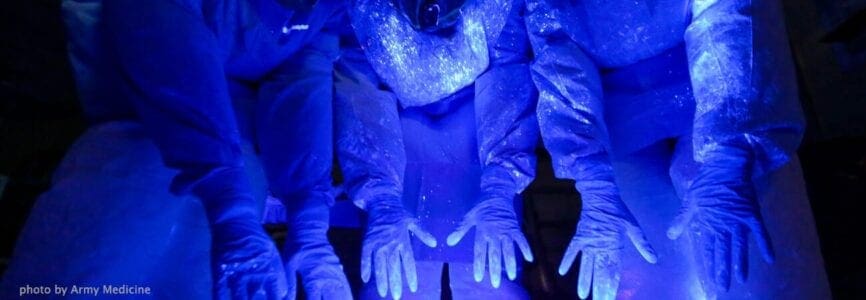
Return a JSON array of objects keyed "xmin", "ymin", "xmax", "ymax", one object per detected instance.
[
  {"xmin": 283, "ymin": 200, "xmax": 352, "ymax": 300},
  {"xmin": 667, "ymin": 148, "xmax": 774, "ymax": 295},
  {"xmin": 362, "ymin": 196, "xmax": 437, "ymax": 300},
  {"xmin": 560, "ymin": 181, "xmax": 658, "ymax": 300},
  {"xmin": 446, "ymin": 196, "xmax": 534, "ymax": 288},
  {"xmin": 211, "ymin": 218, "xmax": 289, "ymax": 300},
  {"xmin": 197, "ymin": 168, "xmax": 289, "ymax": 300}
]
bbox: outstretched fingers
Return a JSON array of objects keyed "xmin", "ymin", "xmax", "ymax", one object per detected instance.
[
  {"xmin": 577, "ymin": 252, "xmax": 593, "ymax": 299},
  {"xmin": 488, "ymin": 238, "xmax": 502, "ymax": 288},
  {"xmin": 558, "ymin": 238, "xmax": 583, "ymax": 276},
  {"xmin": 409, "ymin": 221, "xmax": 438, "ymax": 248},
  {"xmin": 446, "ymin": 218, "xmax": 474, "ymax": 247},
  {"xmin": 626, "ymin": 221, "xmax": 658, "ymax": 264}
]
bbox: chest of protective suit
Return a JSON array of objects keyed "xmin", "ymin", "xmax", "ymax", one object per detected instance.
[
  {"xmin": 566, "ymin": 0, "xmax": 691, "ymax": 68},
  {"xmin": 205, "ymin": 0, "xmax": 339, "ymax": 80},
  {"xmin": 351, "ymin": 0, "xmax": 513, "ymax": 107},
  {"xmin": 400, "ymin": 87, "xmax": 480, "ymax": 263}
]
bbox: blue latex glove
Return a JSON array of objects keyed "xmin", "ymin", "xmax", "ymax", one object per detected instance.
[
  {"xmin": 362, "ymin": 196, "xmax": 437, "ymax": 300},
  {"xmin": 283, "ymin": 201, "xmax": 352, "ymax": 300},
  {"xmin": 667, "ymin": 148, "xmax": 774, "ymax": 295},
  {"xmin": 197, "ymin": 168, "xmax": 289, "ymax": 300},
  {"xmin": 446, "ymin": 197, "xmax": 534, "ymax": 288},
  {"xmin": 211, "ymin": 219, "xmax": 289, "ymax": 300},
  {"xmin": 560, "ymin": 177, "xmax": 658, "ymax": 300}
]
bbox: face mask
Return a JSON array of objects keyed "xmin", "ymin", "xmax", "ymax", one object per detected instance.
[{"xmin": 399, "ymin": 0, "xmax": 468, "ymax": 32}]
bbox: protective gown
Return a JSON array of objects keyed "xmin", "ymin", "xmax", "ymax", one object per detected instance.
[
  {"xmin": 335, "ymin": 0, "xmax": 538, "ymax": 298},
  {"xmin": 0, "ymin": 0, "xmax": 348, "ymax": 298},
  {"xmin": 525, "ymin": 0, "xmax": 830, "ymax": 298}
]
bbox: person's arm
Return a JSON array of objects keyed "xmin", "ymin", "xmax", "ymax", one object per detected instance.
[
  {"xmin": 445, "ymin": 1, "xmax": 536, "ymax": 288},
  {"xmin": 257, "ymin": 33, "xmax": 339, "ymax": 213},
  {"xmin": 256, "ymin": 27, "xmax": 352, "ymax": 299},
  {"xmin": 104, "ymin": 0, "xmax": 256, "ymax": 220},
  {"xmin": 475, "ymin": 0, "xmax": 538, "ymax": 207},
  {"xmin": 525, "ymin": 0, "xmax": 656, "ymax": 299},
  {"xmin": 103, "ymin": 1, "xmax": 286, "ymax": 298},
  {"xmin": 685, "ymin": 0, "xmax": 804, "ymax": 175},
  {"xmin": 334, "ymin": 47, "xmax": 406, "ymax": 211},
  {"xmin": 667, "ymin": 0, "xmax": 804, "ymax": 294},
  {"xmin": 335, "ymin": 45, "xmax": 436, "ymax": 300}
]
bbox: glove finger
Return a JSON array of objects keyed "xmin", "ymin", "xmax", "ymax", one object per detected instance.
[
  {"xmin": 489, "ymin": 238, "xmax": 502, "ymax": 288},
  {"xmin": 271, "ymin": 260, "xmax": 289, "ymax": 300},
  {"xmin": 558, "ymin": 238, "xmax": 582, "ymax": 275},
  {"xmin": 510, "ymin": 232, "xmax": 534, "ymax": 262},
  {"xmin": 408, "ymin": 221, "xmax": 438, "ymax": 248},
  {"xmin": 268, "ymin": 273, "xmax": 287, "ymax": 300},
  {"xmin": 322, "ymin": 283, "xmax": 354, "ymax": 300},
  {"xmin": 732, "ymin": 226, "xmax": 749, "ymax": 284},
  {"xmin": 592, "ymin": 252, "xmax": 621, "ymax": 300},
  {"xmin": 666, "ymin": 208, "xmax": 693, "ymax": 240},
  {"xmin": 748, "ymin": 216, "xmax": 776, "ymax": 264},
  {"xmin": 446, "ymin": 218, "xmax": 474, "ymax": 247},
  {"xmin": 577, "ymin": 252, "xmax": 593, "ymax": 299},
  {"xmin": 361, "ymin": 242, "xmax": 374, "ymax": 283},
  {"xmin": 714, "ymin": 232, "xmax": 732, "ymax": 292},
  {"xmin": 375, "ymin": 248, "xmax": 389, "ymax": 297},
  {"xmin": 231, "ymin": 275, "xmax": 250, "ymax": 300},
  {"xmin": 445, "ymin": 208, "xmax": 475, "ymax": 246},
  {"xmin": 696, "ymin": 228, "xmax": 717, "ymax": 297},
  {"xmin": 388, "ymin": 249, "xmax": 403, "ymax": 300},
  {"xmin": 322, "ymin": 286, "xmax": 354, "ymax": 300},
  {"xmin": 401, "ymin": 246, "xmax": 419, "ymax": 293},
  {"xmin": 503, "ymin": 238, "xmax": 517, "ymax": 281},
  {"xmin": 474, "ymin": 237, "xmax": 487, "ymax": 282},
  {"xmin": 215, "ymin": 275, "xmax": 231, "ymax": 300},
  {"xmin": 625, "ymin": 222, "xmax": 658, "ymax": 264},
  {"xmin": 304, "ymin": 279, "xmax": 323, "ymax": 300},
  {"xmin": 247, "ymin": 277, "xmax": 267, "ymax": 300}
]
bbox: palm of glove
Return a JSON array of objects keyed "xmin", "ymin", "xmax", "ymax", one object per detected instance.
[
  {"xmin": 667, "ymin": 161, "xmax": 774, "ymax": 295},
  {"xmin": 211, "ymin": 219, "xmax": 288, "ymax": 300},
  {"xmin": 362, "ymin": 201, "xmax": 437, "ymax": 300},
  {"xmin": 446, "ymin": 198, "xmax": 534, "ymax": 288},
  {"xmin": 561, "ymin": 193, "xmax": 657, "ymax": 300},
  {"xmin": 283, "ymin": 239, "xmax": 352, "ymax": 300}
]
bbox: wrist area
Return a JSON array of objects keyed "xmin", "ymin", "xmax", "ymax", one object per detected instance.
[
  {"xmin": 700, "ymin": 144, "xmax": 752, "ymax": 170},
  {"xmin": 364, "ymin": 193, "xmax": 405, "ymax": 213},
  {"xmin": 209, "ymin": 217, "xmax": 269, "ymax": 246},
  {"xmin": 364, "ymin": 194, "xmax": 412, "ymax": 225},
  {"xmin": 350, "ymin": 180, "xmax": 403, "ymax": 211},
  {"xmin": 479, "ymin": 164, "xmax": 532, "ymax": 199},
  {"xmin": 573, "ymin": 180, "xmax": 629, "ymax": 218},
  {"xmin": 691, "ymin": 146, "xmax": 755, "ymax": 198},
  {"xmin": 570, "ymin": 151, "xmax": 619, "ymax": 193},
  {"xmin": 472, "ymin": 194, "xmax": 519, "ymax": 222},
  {"xmin": 284, "ymin": 199, "xmax": 331, "ymax": 245},
  {"xmin": 193, "ymin": 166, "xmax": 259, "ymax": 226}
]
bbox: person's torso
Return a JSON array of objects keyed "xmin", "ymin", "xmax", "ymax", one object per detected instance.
[
  {"xmin": 566, "ymin": 0, "xmax": 692, "ymax": 69},
  {"xmin": 399, "ymin": 87, "xmax": 482, "ymax": 263},
  {"xmin": 62, "ymin": 0, "xmax": 343, "ymax": 123},
  {"xmin": 207, "ymin": 0, "xmax": 342, "ymax": 80},
  {"xmin": 350, "ymin": 0, "xmax": 516, "ymax": 108},
  {"xmin": 559, "ymin": 0, "xmax": 697, "ymax": 153}
]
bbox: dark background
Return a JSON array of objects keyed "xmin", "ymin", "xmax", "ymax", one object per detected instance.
[{"xmin": 1, "ymin": 0, "xmax": 865, "ymax": 299}]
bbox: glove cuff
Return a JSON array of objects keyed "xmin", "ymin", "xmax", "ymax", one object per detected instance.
[
  {"xmin": 284, "ymin": 197, "xmax": 331, "ymax": 241},
  {"xmin": 349, "ymin": 180, "xmax": 403, "ymax": 211},
  {"xmin": 570, "ymin": 152, "xmax": 618, "ymax": 193},
  {"xmin": 479, "ymin": 166, "xmax": 522, "ymax": 200},
  {"xmin": 193, "ymin": 166, "xmax": 259, "ymax": 225}
]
